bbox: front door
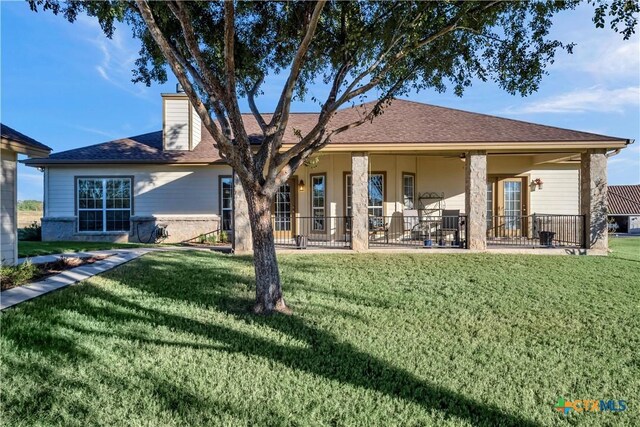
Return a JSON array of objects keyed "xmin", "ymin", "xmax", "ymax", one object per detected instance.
[
  {"xmin": 488, "ymin": 176, "xmax": 528, "ymax": 237},
  {"xmin": 272, "ymin": 178, "xmax": 297, "ymax": 239}
]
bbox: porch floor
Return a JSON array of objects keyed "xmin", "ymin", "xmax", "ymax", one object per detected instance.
[{"xmin": 274, "ymin": 246, "xmax": 604, "ymax": 255}]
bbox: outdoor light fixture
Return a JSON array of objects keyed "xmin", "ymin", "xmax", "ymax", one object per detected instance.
[
  {"xmin": 459, "ymin": 154, "xmax": 466, "ymax": 162},
  {"xmin": 532, "ymin": 178, "xmax": 544, "ymax": 190},
  {"xmin": 298, "ymin": 179, "xmax": 305, "ymax": 192}
]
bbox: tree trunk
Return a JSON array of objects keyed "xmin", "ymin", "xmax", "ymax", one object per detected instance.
[{"xmin": 245, "ymin": 189, "xmax": 290, "ymax": 315}]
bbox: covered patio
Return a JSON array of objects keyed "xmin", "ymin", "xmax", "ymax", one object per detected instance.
[{"xmin": 232, "ymin": 149, "xmax": 608, "ymax": 253}]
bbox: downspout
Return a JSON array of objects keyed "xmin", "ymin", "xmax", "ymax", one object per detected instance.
[
  {"xmin": 607, "ymin": 138, "xmax": 635, "ymax": 158},
  {"xmin": 606, "ymin": 148, "xmax": 622, "ymax": 158},
  {"xmin": 43, "ymin": 167, "xmax": 49, "ymax": 217}
]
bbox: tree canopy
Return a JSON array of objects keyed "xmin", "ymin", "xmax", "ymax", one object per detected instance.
[{"xmin": 29, "ymin": 0, "xmax": 638, "ymax": 189}]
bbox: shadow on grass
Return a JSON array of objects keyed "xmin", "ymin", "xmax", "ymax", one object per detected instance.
[{"xmin": 2, "ymin": 252, "xmax": 540, "ymax": 426}]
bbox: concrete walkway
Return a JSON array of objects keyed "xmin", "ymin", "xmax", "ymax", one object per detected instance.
[
  {"xmin": 16, "ymin": 245, "xmax": 231, "ymax": 265},
  {"xmin": 2, "ymin": 248, "xmax": 153, "ymax": 310},
  {"xmin": 2, "ymin": 246, "xmax": 225, "ymax": 311},
  {"xmin": 17, "ymin": 249, "xmax": 127, "ymax": 265}
]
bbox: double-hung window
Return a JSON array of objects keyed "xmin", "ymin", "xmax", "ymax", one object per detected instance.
[
  {"xmin": 220, "ymin": 176, "xmax": 233, "ymax": 231},
  {"xmin": 368, "ymin": 173, "xmax": 384, "ymax": 218},
  {"xmin": 77, "ymin": 177, "xmax": 132, "ymax": 232},
  {"xmin": 344, "ymin": 172, "xmax": 385, "ymax": 225},
  {"xmin": 311, "ymin": 174, "xmax": 326, "ymax": 231},
  {"xmin": 403, "ymin": 173, "xmax": 415, "ymax": 209}
]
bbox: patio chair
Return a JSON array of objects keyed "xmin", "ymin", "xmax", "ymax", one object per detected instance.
[
  {"xmin": 439, "ymin": 209, "xmax": 460, "ymax": 246},
  {"xmin": 368, "ymin": 216, "xmax": 389, "ymax": 243},
  {"xmin": 402, "ymin": 209, "xmax": 421, "ymax": 240}
]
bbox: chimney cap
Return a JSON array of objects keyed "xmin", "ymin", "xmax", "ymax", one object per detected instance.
[{"xmin": 176, "ymin": 83, "xmax": 185, "ymax": 93}]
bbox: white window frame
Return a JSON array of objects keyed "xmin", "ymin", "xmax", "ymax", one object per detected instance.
[
  {"xmin": 345, "ymin": 172, "xmax": 385, "ymax": 219},
  {"xmin": 311, "ymin": 174, "xmax": 326, "ymax": 231},
  {"xmin": 368, "ymin": 173, "xmax": 384, "ymax": 218},
  {"xmin": 77, "ymin": 177, "xmax": 132, "ymax": 233},
  {"xmin": 402, "ymin": 173, "xmax": 415, "ymax": 209},
  {"xmin": 220, "ymin": 176, "xmax": 233, "ymax": 231}
]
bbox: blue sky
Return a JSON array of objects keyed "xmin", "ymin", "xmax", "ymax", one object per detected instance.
[{"xmin": 2, "ymin": 2, "xmax": 638, "ymax": 201}]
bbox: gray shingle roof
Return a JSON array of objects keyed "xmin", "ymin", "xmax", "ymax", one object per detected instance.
[
  {"xmin": 23, "ymin": 131, "xmax": 224, "ymax": 164},
  {"xmin": 1, "ymin": 123, "xmax": 52, "ymax": 153},
  {"xmin": 24, "ymin": 99, "xmax": 626, "ymax": 165}
]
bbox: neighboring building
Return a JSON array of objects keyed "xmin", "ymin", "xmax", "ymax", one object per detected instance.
[
  {"xmin": 1, "ymin": 124, "xmax": 51, "ymax": 265},
  {"xmin": 24, "ymin": 89, "xmax": 631, "ymax": 253},
  {"xmin": 608, "ymin": 185, "xmax": 640, "ymax": 234}
]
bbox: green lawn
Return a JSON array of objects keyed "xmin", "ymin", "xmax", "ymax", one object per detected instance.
[
  {"xmin": 18, "ymin": 241, "xmax": 153, "ymax": 258},
  {"xmin": 609, "ymin": 236, "xmax": 640, "ymax": 262},
  {"xmin": 2, "ymin": 246, "xmax": 639, "ymax": 426}
]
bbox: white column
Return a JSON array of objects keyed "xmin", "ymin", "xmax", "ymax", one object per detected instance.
[
  {"xmin": 351, "ymin": 152, "xmax": 369, "ymax": 251},
  {"xmin": 581, "ymin": 149, "xmax": 608, "ymax": 250},
  {"xmin": 465, "ymin": 151, "xmax": 487, "ymax": 250}
]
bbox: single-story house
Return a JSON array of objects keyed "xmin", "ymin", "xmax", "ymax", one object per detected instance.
[
  {"xmin": 608, "ymin": 185, "xmax": 640, "ymax": 234},
  {"xmin": 24, "ymin": 89, "xmax": 631, "ymax": 253},
  {"xmin": 1, "ymin": 124, "xmax": 51, "ymax": 265}
]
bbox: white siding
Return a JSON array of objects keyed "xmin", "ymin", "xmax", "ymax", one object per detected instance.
[
  {"xmin": 46, "ymin": 164, "xmax": 233, "ymax": 218},
  {"xmin": 292, "ymin": 153, "xmax": 579, "ymax": 217},
  {"xmin": 164, "ymin": 98, "xmax": 190, "ymax": 150},
  {"xmin": 528, "ymin": 167, "xmax": 580, "ymax": 214},
  {"xmin": 489, "ymin": 157, "xmax": 580, "ymax": 215},
  {"xmin": 191, "ymin": 105, "xmax": 202, "ymax": 150},
  {"xmin": 416, "ymin": 156, "xmax": 467, "ymax": 212},
  {"xmin": 1, "ymin": 149, "xmax": 18, "ymax": 265}
]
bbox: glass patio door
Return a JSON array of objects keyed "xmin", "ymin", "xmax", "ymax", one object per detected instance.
[
  {"xmin": 502, "ymin": 179, "xmax": 522, "ymax": 234},
  {"xmin": 272, "ymin": 178, "xmax": 296, "ymax": 239},
  {"xmin": 488, "ymin": 176, "xmax": 528, "ymax": 238}
]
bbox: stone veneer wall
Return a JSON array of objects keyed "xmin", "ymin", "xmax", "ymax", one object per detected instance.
[
  {"xmin": 42, "ymin": 216, "xmax": 220, "ymax": 244},
  {"xmin": 580, "ymin": 149, "xmax": 608, "ymax": 250},
  {"xmin": 351, "ymin": 152, "xmax": 369, "ymax": 251},
  {"xmin": 465, "ymin": 151, "xmax": 487, "ymax": 250}
]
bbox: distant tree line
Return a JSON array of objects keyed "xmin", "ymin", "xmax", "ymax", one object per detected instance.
[{"xmin": 17, "ymin": 200, "xmax": 43, "ymax": 211}]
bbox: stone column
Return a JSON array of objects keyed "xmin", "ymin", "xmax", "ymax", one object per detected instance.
[
  {"xmin": 464, "ymin": 151, "xmax": 487, "ymax": 250},
  {"xmin": 581, "ymin": 149, "xmax": 608, "ymax": 250},
  {"xmin": 351, "ymin": 152, "xmax": 369, "ymax": 251},
  {"xmin": 232, "ymin": 172, "xmax": 253, "ymax": 254}
]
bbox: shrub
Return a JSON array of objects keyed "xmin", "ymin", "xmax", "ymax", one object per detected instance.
[
  {"xmin": 0, "ymin": 260, "xmax": 38, "ymax": 290},
  {"xmin": 18, "ymin": 221, "xmax": 42, "ymax": 241},
  {"xmin": 17, "ymin": 200, "xmax": 43, "ymax": 211},
  {"xmin": 219, "ymin": 230, "xmax": 229, "ymax": 243}
]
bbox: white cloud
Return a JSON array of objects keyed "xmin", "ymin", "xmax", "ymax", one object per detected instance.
[
  {"xmin": 71, "ymin": 125, "xmax": 118, "ymax": 139},
  {"xmin": 502, "ymin": 86, "xmax": 639, "ymax": 114},
  {"xmin": 75, "ymin": 14, "xmax": 149, "ymax": 98},
  {"xmin": 553, "ymin": 35, "xmax": 640, "ymax": 80}
]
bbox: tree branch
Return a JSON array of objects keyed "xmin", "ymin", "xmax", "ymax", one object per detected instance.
[
  {"xmin": 247, "ymin": 78, "xmax": 267, "ymax": 132},
  {"xmin": 134, "ymin": 0, "xmax": 252, "ymax": 178},
  {"xmin": 168, "ymin": 1, "xmax": 226, "ymax": 98},
  {"xmin": 335, "ymin": 1, "xmax": 504, "ymax": 108},
  {"xmin": 269, "ymin": 1, "xmax": 326, "ymax": 133},
  {"xmin": 222, "ymin": 1, "xmax": 254, "ymax": 172}
]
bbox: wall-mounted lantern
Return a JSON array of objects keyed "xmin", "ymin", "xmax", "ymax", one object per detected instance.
[
  {"xmin": 298, "ymin": 179, "xmax": 305, "ymax": 192},
  {"xmin": 532, "ymin": 178, "xmax": 544, "ymax": 190}
]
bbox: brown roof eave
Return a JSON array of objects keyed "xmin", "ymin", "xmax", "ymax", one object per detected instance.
[{"xmin": 22, "ymin": 158, "xmax": 228, "ymax": 167}]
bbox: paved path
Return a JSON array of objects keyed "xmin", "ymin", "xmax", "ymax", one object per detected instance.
[
  {"xmin": 3, "ymin": 246, "xmax": 228, "ymax": 311},
  {"xmin": 17, "ymin": 249, "xmax": 126, "ymax": 265},
  {"xmin": 17, "ymin": 245, "xmax": 231, "ymax": 265}
]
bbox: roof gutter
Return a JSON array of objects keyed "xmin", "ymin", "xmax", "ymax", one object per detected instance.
[{"xmin": 608, "ymin": 139, "xmax": 635, "ymax": 158}]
